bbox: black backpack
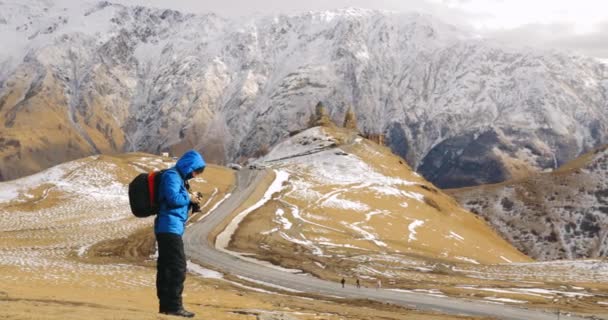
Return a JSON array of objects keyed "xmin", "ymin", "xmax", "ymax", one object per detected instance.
[{"xmin": 128, "ymin": 169, "xmax": 167, "ymax": 217}]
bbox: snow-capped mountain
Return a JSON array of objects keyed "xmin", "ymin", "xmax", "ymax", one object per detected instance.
[
  {"xmin": 1, "ymin": 0, "xmax": 607, "ymax": 185},
  {"xmin": 448, "ymin": 145, "xmax": 608, "ymax": 260}
]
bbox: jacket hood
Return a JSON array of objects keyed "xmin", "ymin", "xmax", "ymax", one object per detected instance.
[{"xmin": 175, "ymin": 150, "xmax": 206, "ymax": 180}]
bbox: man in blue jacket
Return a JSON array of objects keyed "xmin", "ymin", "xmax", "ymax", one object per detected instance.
[{"xmin": 156, "ymin": 150, "xmax": 206, "ymax": 318}]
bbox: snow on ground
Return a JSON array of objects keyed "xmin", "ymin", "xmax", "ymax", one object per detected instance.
[
  {"xmin": 454, "ymin": 257, "xmax": 479, "ymax": 264},
  {"xmin": 408, "ymin": 220, "xmax": 424, "ymax": 242},
  {"xmin": 456, "ymin": 285, "xmax": 595, "ymax": 300},
  {"xmin": 187, "ymin": 260, "xmax": 223, "ymax": 279},
  {"xmin": 216, "ymin": 170, "xmax": 306, "ymax": 273},
  {"xmin": 322, "ymin": 193, "xmax": 370, "ymax": 211},
  {"xmin": 255, "ymin": 129, "xmax": 429, "ymax": 258},
  {"xmin": 217, "ymin": 170, "xmax": 289, "ymax": 250},
  {"xmin": 234, "ymin": 128, "xmax": 608, "ymax": 306},
  {"xmin": 388, "ymin": 288, "xmax": 447, "ymax": 298},
  {"xmin": 500, "ymin": 256, "xmax": 513, "ymax": 263},
  {"xmin": 274, "ymin": 208, "xmax": 292, "ymax": 230},
  {"xmin": 0, "ymin": 157, "xmax": 87, "ymax": 203},
  {"xmin": 262, "ymin": 127, "xmax": 335, "ymax": 162},
  {"xmin": 236, "ymin": 275, "xmax": 304, "ymax": 293},
  {"xmin": 342, "ymin": 221, "xmax": 388, "ymax": 248},
  {"xmin": 279, "ymin": 232, "xmax": 325, "ymax": 256},
  {"xmin": 194, "ymin": 192, "xmax": 231, "ymax": 222},
  {"xmin": 483, "ymin": 297, "xmax": 527, "ymax": 304},
  {"xmin": 0, "ymin": 156, "xmax": 170, "ymax": 287}
]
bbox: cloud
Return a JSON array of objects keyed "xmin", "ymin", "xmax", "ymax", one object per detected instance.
[{"xmin": 486, "ymin": 21, "xmax": 608, "ymax": 59}]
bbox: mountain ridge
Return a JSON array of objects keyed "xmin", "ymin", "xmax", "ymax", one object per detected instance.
[{"xmin": 0, "ymin": 0, "xmax": 606, "ymax": 186}]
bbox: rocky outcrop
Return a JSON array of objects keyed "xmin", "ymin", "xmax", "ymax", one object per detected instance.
[{"xmin": 449, "ymin": 146, "xmax": 608, "ymax": 260}]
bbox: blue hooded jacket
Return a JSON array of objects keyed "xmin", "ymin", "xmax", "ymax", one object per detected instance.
[{"xmin": 155, "ymin": 150, "xmax": 206, "ymax": 235}]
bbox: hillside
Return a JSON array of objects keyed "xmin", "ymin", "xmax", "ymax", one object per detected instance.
[
  {"xmin": 448, "ymin": 145, "xmax": 608, "ymax": 261},
  {"xmin": 228, "ymin": 126, "xmax": 531, "ymax": 272},
  {"xmin": 1, "ymin": 142, "xmax": 608, "ymax": 318},
  {"xmin": 217, "ymin": 126, "xmax": 608, "ymax": 317},
  {"xmin": 1, "ymin": 1, "xmax": 607, "ymax": 188},
  {"xmin": 0, "ymin": 152, "xmax": 496, "ymax": 320}
]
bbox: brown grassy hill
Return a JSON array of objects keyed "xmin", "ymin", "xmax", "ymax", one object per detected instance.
[
  {"xmin": 448, "ymin": 145, "xmax": 608, "ymax": 260},
  {"xmin": 218, "ymin": 128, "xmax": 608, "ymax": 317},
  {"xmin": 0, "ymin": 153, "xmax": 483, "ymax": 320},
  {"xmin": 0, "ymin": 62, "xmax": 129, "ymax": 181},
  {"xmin": 228, "ymin": 126, "xmax": 530, "ymax": 279}
]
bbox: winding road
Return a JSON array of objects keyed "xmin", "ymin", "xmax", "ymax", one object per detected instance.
[{"xmin": 184, "ymin": 169, "xmax": 587, "ymax": 320}]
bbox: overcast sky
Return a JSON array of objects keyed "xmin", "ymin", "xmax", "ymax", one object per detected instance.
[{"xmin": 121, "ymin": 0, "xmax": 608, "ymax": 59}]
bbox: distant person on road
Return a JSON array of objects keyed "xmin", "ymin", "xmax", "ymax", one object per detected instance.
[
  {"xmin": 376, "ymin": 279, "xmax": 382, "ymax": 290},
  {"xmin": 341, "ymin": 278, "xmax": 345, "ymax": 288},
  {"xmin": 155, "ymin": 150, "xmax": 206, "ymax": 318},
  {"xmin": 356, "ymin": 278, "xmax": 360, "ymax": 288}
]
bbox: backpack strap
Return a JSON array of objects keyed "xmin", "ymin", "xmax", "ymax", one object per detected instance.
[{"xmin": 147, "ymin": 172, "xmax": 156, "ymax": 205}]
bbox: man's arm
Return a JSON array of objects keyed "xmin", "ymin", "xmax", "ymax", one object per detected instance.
[{"xmin": 161, "ymin": 171, "xmax": 190, "ymax": 208}]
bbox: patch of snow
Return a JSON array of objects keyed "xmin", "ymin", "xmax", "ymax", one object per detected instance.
[
  {"xmin": 457, "ymin": 286, "xmax": 593, "ymax": 299},
  {"xmin": 216, "ymin": 170, "xmax": 289, "ymax": 250},
  {"xmin": 370, "ymin": 185, "xmax": 402, "ymax": 196},
  {"xmin": 342, "ymin": 222, "xmax": 387, "ymax": 247},
  {"xmin": 365, "ymin": 210, "xmax": 387, "ymax": 222},
  {"xmin": 458, "ymin": 287, "xmax": 549, "ymax": 298},
  {"xmin": 280, "ymin": 199, "xmax": 342, "ymax": 232},
  {"xmin": 484, "ymin": 297, "xmax": 527, "ymax": 304},
  {"xmin": 197, "ymin": 192, "xmax": 231, "ymax": 222},
  {"xmin": 447, "ymin": 231, "xmax": 464, "ymax": 242},
  {"xmin": 76, "ymin": 244, "xmax": 92, "ymax": 257},
  {"xmin": 500, "ymin": 256, "xmax": 513, "ymax": 263},
  {"xmin": 403, "ymin": 191, "xmax": 425, "ymax": 202},
  {"xmin": 454, "ymin": 256, "xmax": 480, "ymax": 264},
  {"xmin": 236, "ymin": 275, "xmax": 303, "ymax": 293},
  {"xmin": 514, "ymin": 288, "xmax": 593, "ymax": 298},
  {"xmin": 187, "ymin": 260, "xmax": 223, "ymax": 279},
  {"xmin": 322, "ymin": 193, "xmax": 370, "ymax": 212},
  {"xmin": 0, "ymin": 160, "xmax": 80, "ymax": 203},
  {"xmin": 408, "ymin": 220, "xmax": 424, "ymax": 242},
  {"xmin": 388, "ymin": 288, "xmax": 446, "ymax": 298},
  {"xmin": 279, "ymin": 232, "xmax": 324, "ymax": 256},
  {"xmin": 275, "ymin": 208, "xmax": 292, "ymax": 230},
  {"xmin": 261, "ymin": 227, "xmax": 280, "ymax": 235}
]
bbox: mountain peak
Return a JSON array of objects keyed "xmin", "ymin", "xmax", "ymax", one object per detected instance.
[{"xmin": 0, "ymin": 0, "xmax": 606, "ymax": 188}]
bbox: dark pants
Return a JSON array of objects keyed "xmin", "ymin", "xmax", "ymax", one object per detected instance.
[{"xmin": 156, "ymin": 232, "xmax": 186, "ymax": 312}]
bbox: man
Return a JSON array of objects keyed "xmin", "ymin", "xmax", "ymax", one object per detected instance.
[{"xmin": 156, "ymin": 150, "xmax": 206, "ymax": 318}]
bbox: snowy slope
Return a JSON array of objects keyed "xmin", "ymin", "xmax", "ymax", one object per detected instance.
[
  {"xmin": 0, "ymin": 0, "xmax": 607, "ymax": 187},
  {"xmin": 226, "ymin": 126, "xmax": 531, "ymax": 285},
  {"xmin": 449, "ymin": 145, "xmax": 608, "ymax": 260},
  {"xmin": 0, "ymin": 139, "xmax": 606, "ymax": 313},
  {"xmin": 0, "ymin": 152, "xmax": 233, "ymax": 283},
  {"xmin": 218, "ymin": 127, "xmax": 608, "ymax": 312}
]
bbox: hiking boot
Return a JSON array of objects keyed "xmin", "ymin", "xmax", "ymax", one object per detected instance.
[{"xmin": 160, "ymin": 308, "xmax": 195, "ymax": 318}]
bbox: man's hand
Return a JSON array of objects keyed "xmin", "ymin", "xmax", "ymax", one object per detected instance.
[
  {"xmin": 189, "ymin": 191, "xmax": 203, "ymax": 213},
  {"xmin": 189, "ymin": 191, "xmax": 203, "ymax": 202}
]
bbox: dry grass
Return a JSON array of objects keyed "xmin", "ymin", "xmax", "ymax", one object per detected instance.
[{"xmin": 0, "ymin": 153, "xmax": 482, "ymax": 320}]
